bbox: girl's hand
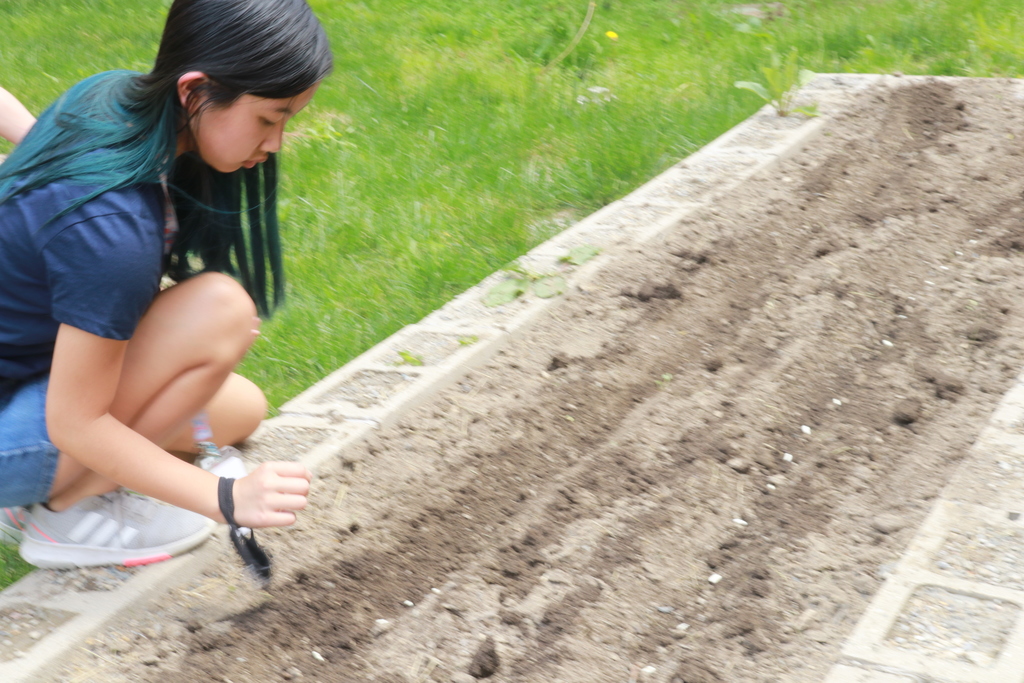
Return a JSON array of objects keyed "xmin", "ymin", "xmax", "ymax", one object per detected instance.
[{"xmin": 230, "ymin": 461, "xmax": 312, "ymax": 528}]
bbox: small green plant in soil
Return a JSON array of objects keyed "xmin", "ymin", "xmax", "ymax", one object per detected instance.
[
  {"xmin": 483, "ymin": 262, "xmax": 566, "ymax": 307},
  {"xmin": 655, "ymin": 373, "xmax": 674, "ymax": 389},
  {"xmin": 735, "ymin": 46, "xmax": 818, "ymax": 117},
  {"xmin": 560, "ymin": 244, "xmax": 602, "ymax": 266},
  {"xmin": 458, "ymin": 335, "xmax": 479, "ymax": 346}
]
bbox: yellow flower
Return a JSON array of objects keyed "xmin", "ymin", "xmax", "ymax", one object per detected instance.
[{"xmin": 605, "ymin": 31, "xmax": 619, "ymax": 40}]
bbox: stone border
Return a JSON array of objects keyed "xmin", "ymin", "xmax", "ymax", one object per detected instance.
[
  {"xmin": 0, "ymin": 73, "xmax": 887, "ymax": 683},
  {"xmin": 825, "ymin": 349, "xmax": 1024, "ymax": 682}
]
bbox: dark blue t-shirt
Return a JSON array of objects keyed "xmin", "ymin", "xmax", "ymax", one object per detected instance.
[{"xmin": 0, "ymin": 181, "xmax": 164, "ymax": 379}]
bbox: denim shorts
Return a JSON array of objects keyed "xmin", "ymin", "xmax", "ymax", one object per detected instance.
[{"xmin": 0, "ymin": 374, "xmax": 59, "ymax": 507}]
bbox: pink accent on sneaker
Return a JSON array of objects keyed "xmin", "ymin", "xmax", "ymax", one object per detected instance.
[
  {"xmin": 122, "ymin": 553, "xmax": 173, "ymax": 567},
  {"xmin": 4, "ymin": 508, "xmax": 26, "ymax": 529},
  {"xmin": 28, "ymin": 520, "xmax": 57, "ymax": 543}
]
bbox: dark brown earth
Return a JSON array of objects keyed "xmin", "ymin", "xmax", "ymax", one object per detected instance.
[{"xmin": 58, "ymin": 77, "xmax": 1024, "ymax": 683}]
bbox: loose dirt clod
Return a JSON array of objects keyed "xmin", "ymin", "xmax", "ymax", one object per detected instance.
[
  {"xmin": 622, "ymin": 281, "xmax": 682, "ymax": 301},
  {"xmin": 893, "ymin": 398, "xmax": 923, "ymax": 425},
  {"xmin": 468, "ymin": 636, "xmax": 500, "ymax": 678}
]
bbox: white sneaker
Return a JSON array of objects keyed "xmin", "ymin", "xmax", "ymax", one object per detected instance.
[
  {"xmin": 19, "ymin": 491, "xmax": 214, "ymax": 569},
  {"xmin": 0, "ymin": 507, "xmax": 28, "ymax": 545}
]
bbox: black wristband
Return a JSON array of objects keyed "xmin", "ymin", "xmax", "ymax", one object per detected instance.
[
  {"xmin": 217, "ymin": 477, "xmax": 240, "ymax": 527},
  {"xmin": 217, "ymin": 476, "xmax": 272, "ymax": 586}
]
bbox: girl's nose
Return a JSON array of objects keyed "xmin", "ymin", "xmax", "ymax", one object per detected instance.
[{"xmin": 261, "ymin": 126, "xmax": 284, "ymax": 154}]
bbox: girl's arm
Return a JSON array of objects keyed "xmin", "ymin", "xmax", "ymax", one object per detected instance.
[
  {"xmin": 0, "ymin": 87, "xmax": 35, "ymax": 144},
  {"xmin": 47, "ymin": 323, "xmax": 309, "ymax": 527}
]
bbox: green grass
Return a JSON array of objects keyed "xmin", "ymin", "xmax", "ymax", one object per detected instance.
[
  {"xmin": 0, "ymin": 542, "xmax": 33, "ymax": 586},
  {"xmin": 3, "ymin": 0, "xmax": 1024, "ymax": 585}
]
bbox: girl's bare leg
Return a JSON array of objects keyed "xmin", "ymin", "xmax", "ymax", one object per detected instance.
[{"xmin": 46, "ymin": 273, "xmax": 265, "ymax": 509}]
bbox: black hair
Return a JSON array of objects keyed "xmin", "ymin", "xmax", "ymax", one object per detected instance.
[
  {"xmin": 0, "ymin": 0, "xmax": 332, "ymax": 317},
  {"xmin": 154, "ymin": 0, "xmax": 333, "ymax": 315}
]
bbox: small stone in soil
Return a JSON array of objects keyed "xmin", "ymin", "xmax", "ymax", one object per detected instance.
[
  {"xmin": 468, "ymin": 636, "xmax": 500, "ymax": 678},
  {"xmin": 708, "ymin": 573, "xmax": 722, "ymax": 584},
  {"xmin": 657, "ymin": 606, "xmax": 675, "ymax": 613},
  {"xmin": 727, "ymin": 458, "xmax": 750, "ymax": 473},
  {"xmin": 282, "ymin": 666, "xmax": 303, "ymax": 680},
  {"xmin": 672, "ymin": 623, "xmax": 690, "ymax": 637},
  {"xmin": 871, "ymin": 513, "xmax": 907, "ymax": 535}
]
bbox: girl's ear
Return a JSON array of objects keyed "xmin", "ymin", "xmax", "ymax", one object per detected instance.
[{"xmin": 176, "ymin": 71, "xmax": 209, "ymax": 111}]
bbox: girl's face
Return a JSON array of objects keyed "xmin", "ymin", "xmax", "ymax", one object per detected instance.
[{"xmin": 185, "ymin": 83, "xmax": 319, "ymax": 173}]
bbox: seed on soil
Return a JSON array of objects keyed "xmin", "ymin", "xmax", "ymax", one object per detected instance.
[
  {"xmin": 833, "ymin": 398, "xmax": 842, "ymax": 405},
  {"xmin": 882, "ymin": 339, "xmax": 895, "ymax": 347},
  {"xmin": 657, "ymin": 606, "xmax": 675, "ymax": 613},
  {"xmin": 311, "ymin": 651, "xmax": 325, "ymax": 662},
  {"xmin": 708, "ymin": 573, "xmax": 722, "ymax": 584},
  {"xmin": 783, "ymin": 453, "xmax": 794, "ymax": 462},
  {"xmin": 372, "ymin": 619, "xmax": 391, "ymax": 636},
  {"xmin": 800, "ymin": 425, "xmax": 811, "ymax": 435},
  {"xmin": 641, "ymin": 666, "xmax": 656, "ymax": 675},
  {"xmin": 403, "ymin": 600, "xmax": 415, "ymax": 607},
  {"xmin": 733, "ymin": 518, "xmax": 748, "ymax": 526}
]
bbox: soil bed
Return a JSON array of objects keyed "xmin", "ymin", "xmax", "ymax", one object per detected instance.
[{"xmin": 60, "ymin": 77, "xmax": 1024, "ymax": 683}]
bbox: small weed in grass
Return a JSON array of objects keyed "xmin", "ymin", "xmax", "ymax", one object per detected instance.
[{"xmin": 735, "ymin": 47, "xmax": 817, "ymax": 117}]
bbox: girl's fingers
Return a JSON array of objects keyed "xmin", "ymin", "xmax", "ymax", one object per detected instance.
[
  {"xmin": 272, "ymin": 475, "xmax": 311, "ymax": 496},
  {"xmin": 265, "ymin": 461, "xmax": 312, "ymax": 480},
  {"xmin": 260, "ymin": 510, "xmax": 298, "ymax": 527},
  {"xmin": 268, "ymin": 493, "xmax": 309, "ymax": 512}
]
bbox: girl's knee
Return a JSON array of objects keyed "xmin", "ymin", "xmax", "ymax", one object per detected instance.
[
  {"xmin": 154, "ymin": 273, "xmax": 259, "ymax": 362},
  {"xmin": 188, "ymin": 272, "xmax": 258, "ymax": 322}
]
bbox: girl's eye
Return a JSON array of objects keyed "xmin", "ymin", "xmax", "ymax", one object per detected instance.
[{"xmin": 260, "ymin": 118, "xmax": 277, "ymax": 126}]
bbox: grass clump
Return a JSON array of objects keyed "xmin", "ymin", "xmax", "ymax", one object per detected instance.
[{"xmin": 0, "ymin": 543, "xmax": 32, "ymax": 587}]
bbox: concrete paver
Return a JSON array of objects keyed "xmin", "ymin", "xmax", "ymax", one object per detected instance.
[{"xmin": 827, "ymin": 371, "xmax": 1024, "ymax": 682}]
